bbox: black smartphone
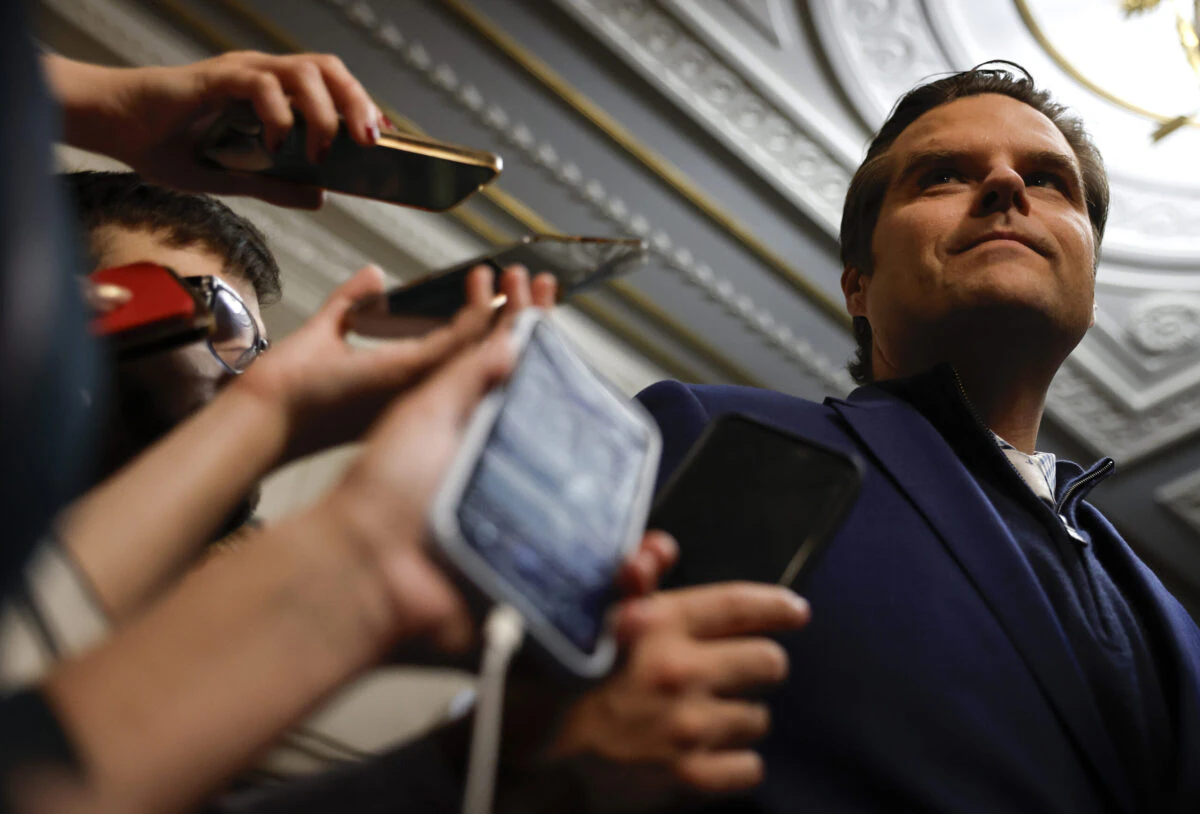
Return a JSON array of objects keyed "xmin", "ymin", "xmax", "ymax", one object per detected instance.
[
  {"xmin": 347, "ymin": 234, "xmax": 648, "ymax": 339},
  {"xmin": 650, "ymin": 413, "xmax": 863, "ymax": 591},
  {"xmin": 198, "ymin": 103, "xmax": 501, "ymax": 211}
]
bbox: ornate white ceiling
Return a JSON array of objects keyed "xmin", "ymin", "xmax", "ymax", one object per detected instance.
[{"xmin": 553, "ymin": 0, "xmax": 1200, "ymax": 463}]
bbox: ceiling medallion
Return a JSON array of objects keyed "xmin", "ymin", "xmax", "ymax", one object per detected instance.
[
  {"xmin": 1122, "ymin": 0, "xmax": 1200, "ymax": 140},
  {"xmin": 1017, "ymin": 0, "xmax": 1200, "ymax": 141},
  {"xmin": 1126, "ymin": 292, "xmax": 1200, "ymax": 355}
]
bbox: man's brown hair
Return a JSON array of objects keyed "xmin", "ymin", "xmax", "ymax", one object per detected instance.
[{"xmin": 839, "ymin": 63, "xmax": 1109, "ymax": 384}]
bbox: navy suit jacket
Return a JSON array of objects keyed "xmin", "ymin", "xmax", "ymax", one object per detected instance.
[{"xmin": 638, "ymin": 379, "xmax": 1200, "ymax": 813}]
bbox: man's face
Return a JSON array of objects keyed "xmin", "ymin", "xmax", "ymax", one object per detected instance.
[
  {"xmin": 94, "ymin": 225, "xmax": 266, "ymax": 431},
  {"xmin": 844, "ymin": 93, "xmax": 1097, "ymax": 378},
  {"xmin": 91, "ymin": 226, "xmax": 268, "ymax": 531}
]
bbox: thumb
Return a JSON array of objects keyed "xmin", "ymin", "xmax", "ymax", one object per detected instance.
[
  {"xmin": 320, "ymin": 264, "xmax": 388, "ymax": 327},
  {"xmin": 376, "ymin": 329, "xmax": 514, "ymax": 441},
  {"xmin": 422, "ymin": 331, "xmax": 516, "ymax": 426}
]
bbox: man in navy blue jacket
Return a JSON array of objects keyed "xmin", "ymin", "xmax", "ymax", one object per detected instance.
[{"xmin": 639, "ymin": 66, "xmax": 1200, "ymax": 812}]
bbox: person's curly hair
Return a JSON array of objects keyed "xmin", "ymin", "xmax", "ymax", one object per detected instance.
[{"xmin": 63, "ymin": 170, "xmax": 281, "ymax": 305}]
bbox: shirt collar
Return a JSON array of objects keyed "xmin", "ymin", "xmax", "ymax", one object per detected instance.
[
  {"xmin": 861, "ymin": 365, "xmax": 1068, "ymax": 506},
  {"xmin": 990, "ymin": 432, "xmax": 1058, "ymax": 505}
]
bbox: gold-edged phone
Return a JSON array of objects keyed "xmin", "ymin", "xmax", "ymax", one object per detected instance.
[
  {"xmin": 348, "ymin": 234, "xmax": 649, "ymax": 339},
  {"xmin": 198, "ymin": 102, "xmax": 501, "ymax": 211}
]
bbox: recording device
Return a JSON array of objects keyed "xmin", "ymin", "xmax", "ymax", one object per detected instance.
[
  {"xmin": 650, "ymin": 414, "xmax": 863, "ymax": 591},
  {"xmin": 347, "ymin": 234, "xmax": 648, "ymax": 339},
  {"xmin": 88, "ymin": 263, "xmax": 214, "ymax": 359},
  {"xmin": 431, "ymin": 311, "xmax": 661, "ymax": 677},
  {"xmin": 198, "ymin": 102, "xmax": 502, "ymax": 211}
]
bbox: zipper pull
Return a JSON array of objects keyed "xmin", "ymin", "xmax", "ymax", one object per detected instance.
[{"xmin": 1058, "ymin": 514, "xmax": 1089, "ymax": 546}]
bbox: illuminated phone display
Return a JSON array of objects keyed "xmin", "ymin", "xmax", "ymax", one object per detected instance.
[{"xmin": 431, "ymin": 313, "xmax": 660, "ymax": 677}]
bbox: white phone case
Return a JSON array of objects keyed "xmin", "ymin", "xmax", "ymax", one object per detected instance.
[{"xmin": 429, "ymin": 311, "xmax": 661, "ymax": 677}]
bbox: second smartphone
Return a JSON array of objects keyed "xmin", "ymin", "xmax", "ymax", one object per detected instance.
[
  {"xmin": 199, "ymin": 103, "xmax": 501, "ymax": 211},
  {"xmin": 649, "ymin": 414, "xmax": 864, "ymax": 591},
  {"xmin": 347, "ymin": 234, "xmax": 648, "ymax": 339}
]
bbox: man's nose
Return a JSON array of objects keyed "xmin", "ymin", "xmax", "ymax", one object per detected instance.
[{"xmin": 973, "ymin": 166, "xmax": 1029, "ymax": 217}]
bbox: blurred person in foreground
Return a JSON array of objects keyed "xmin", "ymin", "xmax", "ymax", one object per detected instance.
[
  {"xmin": 639, "ymin": 64, "xmax": 1200, "ymax": 812},
  {"xmin": 0, "ymin": 24, "xmax": 809, "ymax": 814},
  {"xmin": 4, "ymin": 173, "xmax": 810, "ymax": 813},
  {"xmin": 0, "ymin": 13, "xmax": 407, "ymax": 809}
]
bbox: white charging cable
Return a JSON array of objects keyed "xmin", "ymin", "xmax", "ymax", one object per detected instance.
[{"xmin": 462, "ymin": 604, "xmax": 526, "ymax": 814}]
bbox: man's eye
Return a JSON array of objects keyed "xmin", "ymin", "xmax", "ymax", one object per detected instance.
[
  {"xmin": 1026, "ymin": 171, "xmax": 1066, "ymax": 192},
  {"xmin": 918, "ymin": 169, "xmax": 962, "ymax": 188}
]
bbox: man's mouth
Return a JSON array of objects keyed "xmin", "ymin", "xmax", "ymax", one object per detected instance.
[{"xmin": 960, "ymin": 231, "xmax": 1047, "ymax": 256}]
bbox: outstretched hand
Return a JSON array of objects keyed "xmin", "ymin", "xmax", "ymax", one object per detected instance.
[
  {"xmin": 47, "ymin": 51, "xmax": 381, "ymax": 209},
  {"xmin": 235, "ymin": 262, "xmax": 555, "ymax": 464}
]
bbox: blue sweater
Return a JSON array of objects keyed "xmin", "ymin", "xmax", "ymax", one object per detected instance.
[{"xmin": 638, "ymin": 367, "xmax": 1200, "ymax": 813}]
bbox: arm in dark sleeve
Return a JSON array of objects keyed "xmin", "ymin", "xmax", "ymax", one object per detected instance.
[
  {"xmin": 635, "ymin": 380, "xmax": 712, "ymax": 491},
  {"xmin": 0, "ymin": 688, "xmax": 80, "ymax": 813},
  {"xmin": 204, "ymin": 717, "xmax": 471, "ymax": 814},
  {"xmin": 204, "ymin": 715, "xmax": 583, "ymax": 814}
]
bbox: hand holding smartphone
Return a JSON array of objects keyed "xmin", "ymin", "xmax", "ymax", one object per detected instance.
[
  {"xmin": 430, "ymin": 311, "xmax": 661, "ymax": 677},
  {"xmin": 197, "ymin": 102, "xmax": 501, "ymax": 211},
  {"xmin": 347, "ymin": 235, "xmax": 648, "ymax": 339}
]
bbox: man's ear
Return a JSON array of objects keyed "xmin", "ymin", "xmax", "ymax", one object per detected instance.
[{"xmin": 842, "ymin": 266, "xmax": 869, "ymax": 318}]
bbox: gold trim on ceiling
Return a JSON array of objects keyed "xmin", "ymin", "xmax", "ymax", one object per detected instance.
[
  {"xmin": 144, "ymin": 0, "xmax": 751, "ymax": 386},
  {"xmin": 439, "ymin": 0, "xmax": 852, "ymax": 331},
  {"xmin": 1014, "ymin": 0, "xmax": 1196, "ymax": 128},
  {"xmin": 569, "ymin": 295, "xmax": 710, "ymax": 384}
]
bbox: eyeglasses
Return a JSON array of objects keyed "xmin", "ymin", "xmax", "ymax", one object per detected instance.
[{"xmin": 183, "ymin": 276, "xmax": 269, "ymax": 374}]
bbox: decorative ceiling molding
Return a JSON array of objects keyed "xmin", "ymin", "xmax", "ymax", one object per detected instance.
[
  {"xmin": 1047, "ymin": 357, "xmax": 1200, "ymax": 463},
  {"xmin": 1126, "ymin": 294, "xmax": 1200, "ymax": 358},
  {"xmin": 809, "ymin": 0, "xmax": 950, "ymax": 132},
  {"xmin": 320, "ymin": 0, "xmax": 854, "ymax": 394},
  {"xmin": 551, "ymin": 0, "xmax": 851, "ymax": 236},
  {"xmin": 1156, "ymin": 468, "xmax": 1200, "ymax": 538},
  {"xmin": 727, "ymin": 0, "xmax": 792, "ymax": 49}
]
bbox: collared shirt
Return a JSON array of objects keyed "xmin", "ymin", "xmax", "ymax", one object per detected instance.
[
  {"xmin": 990, "ymin": 432, "xmax": 1057, "ymax": 506},
  {"xmin": 989, "ymin": 432, "xmax": 1092, "ymax": 544}
]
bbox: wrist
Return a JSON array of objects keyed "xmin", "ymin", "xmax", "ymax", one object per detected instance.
[
  {"xmin": 44, "ymin": 56, "xmax": 137, "ymax": 159},
  {"xmin": 318, "ymin": 482, "xmax": 433, "ymax": 643},
  {"xmin": 224, "ymin": 372, "xmax": 295, "ymax": 462},
  {"xmin": 271, "ymin": 496, "xmax": 408, "ymax": 662},
  {"xmin": 320, "ymin": 475, "xmax": 475, "ymax": 653}
]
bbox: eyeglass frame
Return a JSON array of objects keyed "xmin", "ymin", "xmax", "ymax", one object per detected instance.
[{"xmin": 183, "ymin": 275, "xmax": 270, "ymax": 374}]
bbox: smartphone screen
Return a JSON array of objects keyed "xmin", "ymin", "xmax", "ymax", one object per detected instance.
[
  {"xmin": 651, "ymin": 414, "xmax": 863, "ymax": 591},
  {"xmin": 452, "ymin": 320, "xmax": 656, "ymax": 655},
  {"xmin": 200, "ymin": 106, "xmax": 500, "ymax": 211},
  {"xmin": 348, "ymin": 235, "xmax": 647, "ymax": 339}
]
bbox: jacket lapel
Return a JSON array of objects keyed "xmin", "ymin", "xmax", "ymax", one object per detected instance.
[{"xmin": 829, "ymin": 391, "xmax": 1135, "ymax": 813}]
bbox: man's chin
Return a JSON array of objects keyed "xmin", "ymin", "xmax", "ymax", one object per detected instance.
[{"xmin": 936, "ymin": 297, "xmax": 1088, "ymax": 357}]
